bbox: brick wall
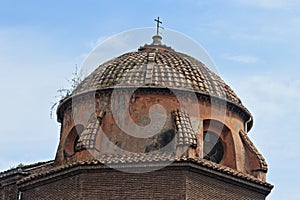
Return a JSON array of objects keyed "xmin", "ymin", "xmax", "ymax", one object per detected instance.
[
  {"xmin": 20, "ymin": 166, "xmax": 269, "ymax": 200},
  {"xmin": 22, "ymin": 174, "xmax": 79, "ymax": 200},
  {"xmin": 79, "ymin": 169, "xmax": 186, "ymax": 199},
  {"xmin": 21, "ymin": 168, "xmax": 186, "ymax": 200},
  {"xmin": 0, "ymin": 174, "xmax": 24, "ymax": 200},
  {"xmin": 186, "ymin": 170, "xmax": 266, "ymax": 200},
  {"xmin": 0, "ymin": 183, "xmax": 18, "ymax": 200}
]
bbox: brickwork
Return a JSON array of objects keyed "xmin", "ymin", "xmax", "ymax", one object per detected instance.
[
  {"xmin": 186, "ymin": 170, "xmax": 266, "ymax": 200},
  {"xmin": 22, "ymin": 174, "xmax": 79, "ymax": 200},
  {"xmin": 0, "ymin": 181, "xmax": 18, "ymax": 200},
  {"xmin": 79, "ymin": 169, "xmax": 185, "ymax": 199},
  {"xmin": 21, "ymin": 169, "xmax": 186, "ymax": 200},
  {"xmin": 19, "ymin": 165, "xmax": 270, "ymax": 200}
]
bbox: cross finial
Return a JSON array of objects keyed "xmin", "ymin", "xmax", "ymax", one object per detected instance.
[{"xmin": 154, "ymin": 17, "xmax": 162, "ymax": 35}]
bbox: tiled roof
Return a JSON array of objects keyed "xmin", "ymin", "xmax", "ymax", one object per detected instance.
[
  {"xmin": 0, "ymin": 160, "xmax": 53, "ymax": 180},
  {"xmin": 76, "ymin": 113, "xmax": 102, "ymax": 151},
  {"xmin": 172, "ymin": 109, "xmax": 197, "ymax": 146},
  {"xmin": 72, "ymin": 47, "xmax": 242, "ymax": 107},
  {"xmin": 18, "ymin": 153, "xmax": 272, "ymax": 188},
  {"xmin": 239, "ymin": 130, "xmax": 268, "ymax": 172},
  {"xmin": 76, "ymin": 111, "xmax": 105, "ymax": 151}
]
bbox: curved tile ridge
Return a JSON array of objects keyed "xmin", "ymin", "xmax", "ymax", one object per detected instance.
[
  {"xmin": 239, "ymin": 129, "xmax": 268, "ymax": 172},
  {"xmin": 172, "ymin": 109, "xmax": 197, "ymax": 146}
]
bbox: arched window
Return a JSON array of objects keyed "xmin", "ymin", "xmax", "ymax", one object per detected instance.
[
  {"xmin": 203, "ymin": 131, "xmax": 224, "ymax": 163},
  {"xmin": 64, "ymin": 124, "xmax": 84, "ymax": 156}
]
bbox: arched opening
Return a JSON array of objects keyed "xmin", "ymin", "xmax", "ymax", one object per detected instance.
[
  {"xmin": 203, "ymin": 131, "xmax": 224, "ymax": 163},
  {"xmin": 64, "ymin": 124, "xmax": 84, "ymax": 157},
  {"xmin": 203, "ymin": 119, "xmax": 236, "ymax": 169}
]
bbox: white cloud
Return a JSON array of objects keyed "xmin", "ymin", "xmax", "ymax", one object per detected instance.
[
  {"xmin": 232, "ymin": 74, "xmax": 300, "ymax": 199},
  {"xmin": 224, "ymin": 55, "xmax": 259, "ymax": 63},
  {"xmin": 234, "ymin": 0, "xmax": 297, "ymax": 9},
  {"xmin": 234, "ymin": 75, "xmax": 300, "ymax": 117}
]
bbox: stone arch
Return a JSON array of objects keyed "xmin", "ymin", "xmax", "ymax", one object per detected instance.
[
  {"xmin": 64, "ymin": 124, "xmax": 84, "ymax": 157},
  {"xmin": 203, "ymin": 119, "xmax": 236, "ymax": 169}
]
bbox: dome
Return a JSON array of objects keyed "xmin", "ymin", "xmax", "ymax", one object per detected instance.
[
  {"xmin": 73, "ymin": 42, "xmax": 243, "ymax": 107},
  {"xmin": 54, "ymin": 34, "xmax": 266, "ymax": 180}
]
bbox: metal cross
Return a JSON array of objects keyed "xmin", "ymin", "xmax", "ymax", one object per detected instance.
[{"xmin": 154, "ymin": 17, "xmax": 162, "ymax": 35}]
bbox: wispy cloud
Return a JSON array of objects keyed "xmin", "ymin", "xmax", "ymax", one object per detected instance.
[
  {"xmin": 234, "ymin": 75, "xmax": 300, "ymax": 117},
  {"xmin": 224, "ymin": 55, "xmax": 259, "ymax": 63},
  {"xmin": 233, "ymin": 0, "xmax": 297, "ymax": 9},
  {"xmin": 231, "ymin": 74, "xmax": 300, "ymax": 199}
]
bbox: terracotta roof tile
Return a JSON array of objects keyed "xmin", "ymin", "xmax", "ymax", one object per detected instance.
[
  {"xmin": 17, "ymin": 153, "xmax": 272, "ymax": 188},
  {"xmin": 0, "ymin": 160, "xmax": 53, "ymax": 180},
  {"xmin": 72, "ymin": 48, "xmax": 242, "ymax": 107},
  {"xmin": 76, "ymin": 111, "xmax": 106, "ymax": 151},
  {"xmin": 75, "ymin": 113, "xmax": 100, "ymax": 151},
  {"xmin": 172, "ymin": 110, "xmax": 197, "ymax": 146}
]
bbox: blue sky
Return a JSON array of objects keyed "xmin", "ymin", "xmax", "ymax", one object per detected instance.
[{"xmin": 0, "ymin": 0, "xmax": 299, "ymax": 199}]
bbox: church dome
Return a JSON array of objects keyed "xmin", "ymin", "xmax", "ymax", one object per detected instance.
[
  {"xmin": 53, "ymin": 32, "xmax": 270, "ymax": 184},
  {"xmin": 57, "ymin": 34, "xmax": 253, "ymax": 132},
  {"xmin": 73, "ymin": 42, "xmax": 243, "ymax": 107},
  {"xmin": 0, "ymin": 25, "xmax": 272, "ymax": 199}
]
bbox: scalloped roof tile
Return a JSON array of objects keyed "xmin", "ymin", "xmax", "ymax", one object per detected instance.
[
  {"xmin": 72, "ymin": 47, "xmax": 243, "ymax": 107},
  {"xmin": 172, "ymin": 109, "xmax": 197, "ymax": 146}
]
